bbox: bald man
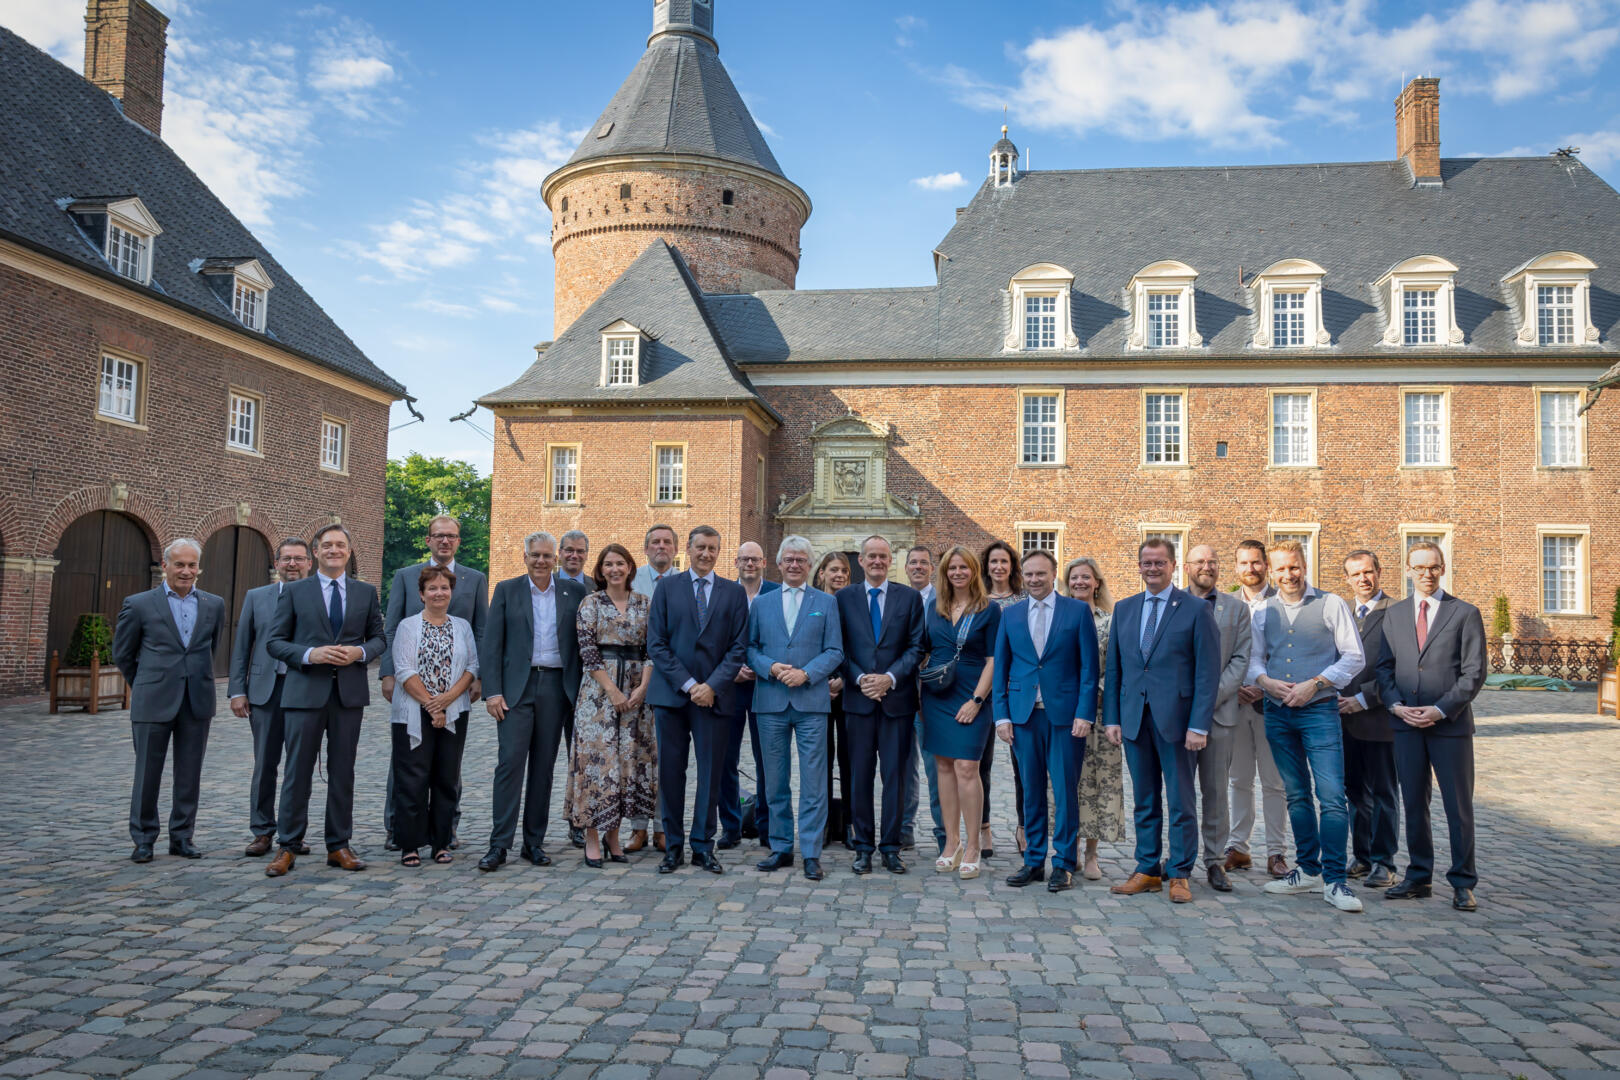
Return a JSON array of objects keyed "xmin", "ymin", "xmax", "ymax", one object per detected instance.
[{"xmin": 719, "ymin": 541, "xmax": 781, "ymax": 847}]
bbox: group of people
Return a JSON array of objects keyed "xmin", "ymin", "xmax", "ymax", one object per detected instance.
[{"xmin": 112, "ymin": 517, "xmax": 1486, "ymax": 912}]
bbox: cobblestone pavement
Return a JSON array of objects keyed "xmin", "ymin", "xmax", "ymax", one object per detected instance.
[{"xmin": 0, "ymin": 685, "xmax": 1616, "ymax": 1080}]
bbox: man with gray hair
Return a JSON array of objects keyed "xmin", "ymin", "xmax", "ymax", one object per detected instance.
[
  {"xmin": 113, "ymin": 538, "xmax": 227, "ymax": 863},
  {"xmin": 556, "ymin": 530, "xmax": 595, "ymax": 591}
]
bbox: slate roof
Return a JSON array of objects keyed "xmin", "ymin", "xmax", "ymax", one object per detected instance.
[{"xmin": 0, "ymin": 27, "xmax": 405, "ymax": 397}]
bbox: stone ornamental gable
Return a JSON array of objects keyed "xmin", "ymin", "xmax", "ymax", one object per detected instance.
[{"xmin": 776, "ymin": 414, "xmax": 921, "ymax": 558}]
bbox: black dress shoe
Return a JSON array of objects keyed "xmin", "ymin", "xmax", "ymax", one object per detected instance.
[
  {"xmin": 717, "ymin": 833, "xmax": 741, "ymax": 851},
  {"xmin": 569, "ymin": 826, "xmax": 585, "ymax": 849},
  {"xmin": 131, "ymin": 843, "xmax": 154, "ymax": 863},
  {"xmin": 384, "ymin": 832, "xmax": 400, "ymax": 852},
  {"xmin": 852, "ymin": 852, "xmax": 873, "ymax": 875},
  {"xmin": 882, "ymin": 852, "xmax": 907, "ymax": 874},
  {"xmin": 521, "ymin": 846, "xmax": 552, "ymax": 867},
  {"xmin": 803, "ymin": 858, "xmax": 823, "ymax": 881},
  {"xmin": 1206, "ymin": 863, "xmax": 1233, "ymax": 892},
  {"xmin": 1385, "ymin": 878, "xmax": 1432, "ymax": 899},
  {"xmin": 169, "ymin": 839, "xmax": 202, "ymax": 859},
  {"xmin": 1452, "ymin": 887, "xmax": 1478, "ymax": 911},
  {"xmin": 899, "ymin": 830, "xmax": 916, "ymax": 850},
  {"xmin": 756, "ymin": 852, "xmax": 794, "ymax": 872},
  {"xmin": 477, "ymin": 847, "xmax": 506, "ymax": 872},
  {"xmin": 694, "ymin": 851, "xmax": 724, "ymax": 874},
  {"xmin": 1047, "ymin": 869, "xmax": 1074, "ymax": 892},
  {"xmin": 1364, "ymin": 865, "xmax": 1395, "ymax": 889},
  {"xmin": 1005, "ymin": 865, "xmax": 1046, "ymax": 887},
  {"xmin": 658, "ymin": 848, "xmax": 684, "ymax": 874},
  {"xmin": 1346, "ymin": 858, "xmax": 1372, "ymax": 880}
]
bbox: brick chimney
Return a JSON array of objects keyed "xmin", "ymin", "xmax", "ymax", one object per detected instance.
[
  {"xmin": 1395, "ymin": 77, "xmax": 1441, "ymax": 187},
  {"xmin": 84, "ymin": 0, "xmax": 170, "ymax": 136}
]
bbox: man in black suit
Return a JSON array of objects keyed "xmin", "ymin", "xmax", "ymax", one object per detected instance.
[
  {"xmin": 264, "ymin": 523, "xmax": 386, "ymax": 877},
  {"xmin": 113, "ymin": 537, "xmax": 227, "ymax": 863},
  {"xmin": 1375, "ymin": 542, "xmax": 1487, "ymax": 911},
  {"xmin": 476, "ymin": 531, "xmax": 586, "ymax": 871},
  {"xmin": 1339, "ymin": 550, "xmax": 1399, "ymax": 890},
  {"xmin": 646, "ymin": 525, "xmax": 749, "ymax": 874},
  {"xmin": 835, "ymin": 535, "xmax": 927, "ymax": 875},
  {"xmin": 720, "ymin": 540, "xmax": 779, "ymax": 849}
]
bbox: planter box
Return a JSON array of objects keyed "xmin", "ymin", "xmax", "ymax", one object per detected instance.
[
  {"xmin": 1601, "ymin": 662, "xmax": 1619, "ymax": 718},
  {"xmin": 49, "ymin": 652, "xmax": 128, "ymax": 714}
]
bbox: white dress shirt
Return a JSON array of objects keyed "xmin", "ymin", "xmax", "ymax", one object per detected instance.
[
  {"xmin": 303, "ymin": 572, "xmax": 349, "ymax": 665},
  {"xmin": 1244, "ymin": 587, "xmax": 1365, "ymax": 689},
  {"xmin": 1413, "ymin": 591, "xmax": 1443, "ymax": 633},
  {"xmin": 529, "ymin": 576, "xmax": 562, "ymax": 668},
  {"xmin": 856, "ymin": 578, "xmax": 898, "ymax": 689}
]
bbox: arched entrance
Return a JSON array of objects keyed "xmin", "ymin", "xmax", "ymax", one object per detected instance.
[
  {"xmin": 47, "ymin": 511, "xmax": 155, "ymax": 674},
  {"xmin": 200, "ymin": 526, "xmax": 272, "ymax": 676}
]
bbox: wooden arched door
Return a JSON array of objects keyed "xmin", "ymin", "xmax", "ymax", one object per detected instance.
[
  {"xmin": 47, "ymin": 511, "xmax": 154, "ymax": 676},
  {"xmin": 200, "ymin": 526, "xmax": 272, "ymax": 676}
]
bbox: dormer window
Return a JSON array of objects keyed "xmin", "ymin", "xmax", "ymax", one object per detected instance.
[
  {"xmin": 107, "ymin": 222, "xmax": 149, "ymax": 281},
  {"xmin": 195, "ymin": 257, "xmax": 273, "ymax": 332},
  {"xmin": 63, "ymin": 196, "xmax": 163, "ymax": 286},
  {"xmin": 1003, "ymin": 264, "xmax": 1078, "ymax": 353},
  {"xmin": 1503, "ymin": 252, "xmax": 1600, "ymax": 348},
  {"xmin": 599, "ymin": 320, "xmax": 648, "ymax": 387},
  {"xmin": 1374, "ymin": 255, "xmax": 1461, "ymax": 347},
  {"xmin": 1128, "ymin": 261, "xmax": 1202, "ymax": 350},
  {"xmin": 1249, "ymin": 259, "xmax": 1329, "ymax": 349},
  {"xmin": 233, "ymin": 279, "xmax": 264, "ymax": 330}
]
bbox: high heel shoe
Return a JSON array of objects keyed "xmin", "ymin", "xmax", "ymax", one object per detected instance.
[
  {"xmin": 608, "ymin": 851, "xmax": 628, "ymax": 864},
  {"xmin": 935, "ymin": 845, "xmax": 964, "ymax": 873},
  {"xmin": 981, "ymin": 824, "xmax": 995, "ymax": 859},
  {"xmin": 959, "ymin": 853, "xmax": 982, "ymax": 880}
]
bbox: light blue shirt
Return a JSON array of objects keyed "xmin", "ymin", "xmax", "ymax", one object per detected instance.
[
  {"xmin": 557, "ymin": 568, "xmax": 589, "ymax": 585},
  {"xmin": 680, "ymin": 570, "xmax": 719, "ymax": 693},
  {"xmin": 304, "ymin": 572, "xmax": 350, "ymax": 665},
  {"xmin": 782, "ymin": 585, "xmax": 805, "ymax": 634},
  {"xmin": 529, "ymin": 576, "xmax": 562, "ymax": 668},
  {"xmin": 1139, "ymin": 583, "xmax": 1174, "ymax": 644},
  {"xmin": 163, "ymin": 582, "xmax": 197, "ymax": 648},
  {"xmin": 631, "ymin": 563, "xmax": 678, "ymax": 598}
]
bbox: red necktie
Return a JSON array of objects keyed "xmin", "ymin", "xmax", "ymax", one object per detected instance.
[{"xmin": 1416, "ymin": 600, "xmax": 1429, "ymax": 650}]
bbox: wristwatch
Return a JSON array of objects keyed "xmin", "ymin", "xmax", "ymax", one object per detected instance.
[{"xmin": 971, "ymin": 694, "xmax": 985, "ymax": 705}]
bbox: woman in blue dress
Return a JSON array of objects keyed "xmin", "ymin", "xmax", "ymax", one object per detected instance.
[{"xmin": 920, "ymin": 545, "xmax": 1001, "ymax": 879}]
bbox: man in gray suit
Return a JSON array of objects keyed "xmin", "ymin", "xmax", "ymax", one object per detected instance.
[
  {"xmin": 1339, "ymin": 550, "xmax": 1399, "ymax": 890},
  {"xmin": 1185, "ymin": 544, "xmax": 1252, "ymax": 894},
  {"xmin": 113, "ymin": 537, "xmax": 227, "ymax": 863},
  {"xmin": 228, "ymin": 537, "xmax": 311, "ymax": 857},
  {"xmin": 380, "ymin": 515, "xmax": 488, "ymax": 850}
]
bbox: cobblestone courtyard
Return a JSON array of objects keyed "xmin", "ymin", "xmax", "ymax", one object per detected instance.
[{"xmin": 0, "ymin": 686, "xmax": 1616, "ymax": 1080}]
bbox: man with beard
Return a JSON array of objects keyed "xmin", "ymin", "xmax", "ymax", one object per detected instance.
[
  {"xmin": 1229, "ymin": 540, "xmax": 1291, "ymax": 878},
  {"xmin": 1184, "ymin": 544, "xmax": 1251, "ymax": 894}
]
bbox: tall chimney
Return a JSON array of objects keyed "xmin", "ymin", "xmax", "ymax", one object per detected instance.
[
  {"xmin": 1395, "ymin": 77, "xmax": 1441, "ymax": 187},
  {"xmin": 84, "ymin": 0, "xmax": 170, "ymax": 137}
]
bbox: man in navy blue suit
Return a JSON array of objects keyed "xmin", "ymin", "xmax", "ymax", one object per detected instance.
[
  {"xmin": 646, "ymin": 525, "xmax": 750, "ymax": 875},
  {"xmin": 991, "ymin": 549, "xmax": 1099, "ymax": 893},
  {"xmin": 1103, "ymin": 538, "xmax": 1220, "ymax": 905},
  {"xmin": 836, "ymin": 536, "xmax": 927, "ymax": 874},
  {"xmin": 720, "ymin": 540, "xmax": 779, "ymax": 849}
]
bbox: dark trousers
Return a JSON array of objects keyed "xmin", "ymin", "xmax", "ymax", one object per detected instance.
[
  {"xmin": 1344, "ymin": 732, "xmax": 1400, "ymax": 871},
  {"xmin": 846, "ymin": 710, "xmax": 914, "ymax": 853},
  {"xmin": 128, "ymin": 703, "xmax": 210, "ymax": 846},
  {"xmin": 391, "ymin": 710, "xmax": 470, "ymax": 853},
  {"xmin": 489, "ymin": 668, "xmax": 568, "ymax": 852},
  {"xmin": 1123, "ymin": 709, "xmax": 1200, "ymax": 879},
  {"xmin": 1012, "ymin": 711, "xmax": 1086, "ymax": 871},
  {"xmin": 278, "ymin": 697, "xmax": 363, "ymax": 852},
  {"xmin": 826, "ymin": 706, "xmax": 852, "ymax": 843},
  {"xmin": 247, "ymin": 676, "xmax": 285, "ymax": 838},
  {"xmin": 385, "ymin": 755, "xmax": 462, "ymax": 838},
  {"xmin": 1394, "ymin": 728, "xmax": 1476, "ymax": 890},
  {"xmin": 717, "ymin": 706, "xmax": 750, "ymax": 840},
  {"xmin": 747, "ymin": 710, "xmax": 771, "ymax": 838},
  {"xmin": 655, "ymin": 701, "xmax": 726, "ymax": 854}
]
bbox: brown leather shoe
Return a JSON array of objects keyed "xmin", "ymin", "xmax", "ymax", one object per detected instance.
[
  {"xmin": 624, "ymin": 829, "xmax": 649, "ymax": 853},
  {"xmin": 326, "ymin": 847, "xmax": 367, "ymax": 871},
  {"xmin": 1168, "ymin": 877, "xmax": 1193, "ymax": 903},
  {"xmin": 1110, "ymin": 872, "xmax": 1163, "ymax": 895},
  {"xmin": 1223, "ymin": 847, "xmax": 1252, "ymax": 871},
  {"xmin": 653, "ymin": 832, "xmax": 667, "ymax": 853},
  {"xmin": 265, "ymin": 849, "xmax": 295, "ymax": 877},
  {"xmin": 245, "ymin": 835, "xmax": 273, "ymax": 857},
  {"xmin": 1267, "ymin": 854, "xmax": 1290, "ymax": 878}
]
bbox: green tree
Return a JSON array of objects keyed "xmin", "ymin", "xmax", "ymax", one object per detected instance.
[{"xmin": 383, "ymin": 453, "xmax": 492, "ymax": 603}]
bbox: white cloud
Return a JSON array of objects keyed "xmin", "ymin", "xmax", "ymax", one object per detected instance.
[
  {"xmin": 412, "ymin": 298, "xmax": 478, "ymax": 318},
  {"xmin": 0, "ymin": 0, "xmax": 83, "ymax": 68},
  {"xmin": 482, "ymin": 297, "xmax": 522, "ymax": 313},
  {"xmin": 307, "ymin": 17, "xmax": 399, "ymax": 119},
  {"xmin": 1468, "ymin": 131, "xmax": 1620, "ymax": 170},
  {"xmin": 912, "ymin": 171, "xmax": 968, "ymax": 190},
  {"xmin": 895, "ymin": 15, "xmax": 926, "ymax": 48}
]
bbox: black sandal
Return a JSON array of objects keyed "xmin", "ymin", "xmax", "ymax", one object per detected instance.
[
  {"xmin": 432, "ymin": 850, "xmax": 452, "ymax": 864},
  {"xmin": 400, "ymin": 851, "xmax": 421, "ymax": 867}
]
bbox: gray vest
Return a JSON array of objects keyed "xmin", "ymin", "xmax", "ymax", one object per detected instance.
[{"xmin": 1263, "ymin": 592, "xmax": 1339, "ymax": 703}]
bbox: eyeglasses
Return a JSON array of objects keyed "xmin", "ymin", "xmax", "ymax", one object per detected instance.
[
  {"xmin": 428, "ymin": 533, "xmax": 459, "ymax": 541},
  {"xmin": 1409, "ymin": 565, "xmax": 1444, "ymax": 575}
]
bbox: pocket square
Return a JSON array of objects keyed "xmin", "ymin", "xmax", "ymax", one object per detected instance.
[{"xmin": 808, "ymin": 611, "xmax": 825, "ymax": 618}]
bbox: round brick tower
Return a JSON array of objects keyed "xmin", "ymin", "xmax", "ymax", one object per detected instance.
[{"xmin": 542, "ymin": 0, "xmax": 811, "ymax": 336}]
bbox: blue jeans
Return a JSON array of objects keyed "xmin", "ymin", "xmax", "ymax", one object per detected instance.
[
  {"xmin": 758, "ymin": 708, "xmax": 830, "ymax": 860},
  {"xmin": 1263, "ymin": 698, "xmax": 1349, "ymax": 885},
  {"xmin": 905, "ymin": 713, "xmax": 946, "ymax": 853}
]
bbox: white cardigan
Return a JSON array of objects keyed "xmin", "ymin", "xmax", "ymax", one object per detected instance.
[{"xmin": 390, "ymin": 613, "xmax": 479, "ymax": 748}]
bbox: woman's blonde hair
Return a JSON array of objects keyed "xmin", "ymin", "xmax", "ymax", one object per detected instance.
[
  {"xmin": 1061, "ymin": 555, "xmax": 1114, "ymax": 612},
  {"xmin": 934, "ymin": 545, "xmax": 989, "ymax": 618}
]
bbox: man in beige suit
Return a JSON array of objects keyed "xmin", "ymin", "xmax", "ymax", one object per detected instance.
[{"xmin": 1186, "ymin": 545, "xmax": 1252, "ymax": 893}]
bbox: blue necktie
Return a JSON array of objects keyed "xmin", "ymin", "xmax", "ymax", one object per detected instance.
[
  {"xmin": 1140, "ymin": 596, "xmax": 1161, "ymax": 658},
  {"xmin": 328, "ymin": 578, "xmax": 344, "ymax": 639},
  {"xmin": 869, "ymin": 587, "xmax": 883, "ymax": 642},
  {"xmin": 695, "ymin": 577, "xmax": 710, "ymax": 631}
]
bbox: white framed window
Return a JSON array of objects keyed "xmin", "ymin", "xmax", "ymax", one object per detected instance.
[
  {"xmin": 1402, "ymin": 388, "xmax": 1450, "ymax": 467},
  {"xmin": 1376, "ymin": 255, "xmax": 1461, "ymax": 346},
  {"xmin": 1003, "ymin": 264, "xmax": 1077, "ymax": 353},
  {"xmin": 1016, "ymin": 522, "xmax": 1065, "ymax": 567},
  {"xmin": 652, "ymin": 443, "xmax": 685, "ymax": 504},
  {"xmin": 1398, "ymin": 524, "xmax": 1454, "ymax": 598},
  {"xmin": 1272, "ymin": 291, "xmax": 1306, "ymax": 347},
  {"xmin": 549, "ymin": 444, "xmax": 580, "ymax": 504},
  {"xmin": 1142, "ymin": 390, "xmax": 1186, "ymax": 466},
  {"xmin": 1024, "ymin": 294, "xmax": 1057, "ymax": 350},
  {"xmin": 320, "ymin": 418, "xmax": 348, "ymax": 473},
  {"xmin": 1018, "ymin": 389, "xmax": 1063, "ymax": 466},
  {"xmin": 1504, "ymin": 251, "xmax": 1599, "ymax": 348},
  {"xmin": 1403, "ymin": 288, "xmax": 1437, "ymax": 345},
  {"xmin": 1147, "ymin": 292, "xmax": 1181, "ymax": 348},
  {"xmin": 227, "ymin": 390, "xmax": 261, "ymax": 453},
  {"xmin": 1537, "ymin": 526, "xmax": 1589, "ymax": 615},
  {"xmin": 1537, "ymin": 388, "xmax": 1586, "ymax": 468},
  {"xmin": 1268, "ymin": 390, "xmax": 1316, "ymax": 467},
  {"xmin": 107, "ymin": 223, "xmax": 150, "ymax": 283},
  {"xmin": 599, "ymin": 322, "xmax": 645, "ymax": 386},
  {"xmin": 1538, "ymin": 285, "xmax": 1575, "ymax": 346},
  {"xmin": 98, "ymin": 352, "xmax": 142, "ymax": 423},
  {"xmin": 1249, "ymin": 259, "xmax": 1329, "ymax": 349},
  {"xmin": 1139, "ymin": 524, "xmax": 1189, "ymax": 587},
  {"xmin": 1128, "ymin": 261, "xmax": 1201, "ymax": 350},
  {"xmin": 1267, "ymin": 523, "xmax": 1320, "ymax": 586},
  {"xmin": 233, "ymin": 279, "xmax": 266, "ymax": 331},
  {"xmin": 67, "ymin": 197, "xmax": 162, "ymax": 286}
]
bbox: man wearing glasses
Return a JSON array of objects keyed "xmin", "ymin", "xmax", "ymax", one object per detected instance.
[{"xmin": 720, "ymin": 541, "xmax": 779, "ymax": 848}]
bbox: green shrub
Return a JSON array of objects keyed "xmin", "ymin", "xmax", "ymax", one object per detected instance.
[
  {"xmin": 1610, "ymin": 585, "xmax": 1620, "ymax": 664},
  {"xmin": 1491, "ymin": 596, "xmax": 1512, "ymax": 639},
  {"xmin": 65, "ymin": 613, "xmax": 114, "ymax": 666}
]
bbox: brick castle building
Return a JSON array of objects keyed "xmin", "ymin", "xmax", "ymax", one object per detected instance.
[
  {"xmin": 0, "ymin": 1, "xmax": 405, "ymax": 696},
  {"xmin": 484, "ymin": 0, "xmax": 1617, "ymax": 643}
]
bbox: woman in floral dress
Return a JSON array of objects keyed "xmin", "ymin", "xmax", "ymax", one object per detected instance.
[{"xmin": 1064, "ymin": 556, "xmax": 1125, "ymax": 880}]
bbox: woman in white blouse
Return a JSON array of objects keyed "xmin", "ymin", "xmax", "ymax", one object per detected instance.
[{"xmin": 389, "ymin": 564, "xmax": 479, "ymax": 867}]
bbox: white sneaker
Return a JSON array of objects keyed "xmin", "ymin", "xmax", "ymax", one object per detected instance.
[
  {"xmin": 1263, "ymin": 868, "xmax": 1324, "ymax": 895},
  {"xmin": 1325, "ymin": 882, "xmax": 1364, "ymax": 912}
]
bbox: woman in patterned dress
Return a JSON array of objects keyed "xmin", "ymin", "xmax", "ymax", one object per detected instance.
[
  {"xmin": 566, "ymin": 544, "xmax": 656, "ymax": 867},
  {"xmin": 981, "ymin": 540, "xmax": 1025, "ymax": 858},
  {"xmin": 1064, "ymin": 556, "xmax": 1124, "ymax": 881}
]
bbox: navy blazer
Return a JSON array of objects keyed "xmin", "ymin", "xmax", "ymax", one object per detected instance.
[
  {"xmin": 991, "ymin": 593, "xmax": 1100, "ymax": 726},
  {"xmin": 646, "ymin": 571, "xmax": 750, "ymax": 712},
  {"xmin": 746, "ymin": 585, "xmax": 843, "ymax": 715},
  {"xmin": 113, "ymin": 586, "xmax": 226, "ymax": 723},
  {"xmin": 835, "ymin": 581, "xmax": 927, "ymax": 718},
  {"xmin": 732, "ymin": 578, "xmax": 781, "ymax": 713},
  {"xmin": 478, "ymin": 574, "xmax": 586, "ymax": 707},
  {"xmin": 265, "ymin": 574, "xmax": 386, "ymax": 711},
  {"xmin": 1374, "ymin": 592, "xmax": 1487, "ymax": 737},
  {"xmin": 1103, "ymin": 586, "xmax": 1221, "ymax": 742},
  {"xmin": 381, "ymin": 561, "xmax": 489, "ymax": 678}
]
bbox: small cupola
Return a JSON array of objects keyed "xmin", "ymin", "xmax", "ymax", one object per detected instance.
[
  {"xmin": 990, "ymin": 125, "xmax": 1019, "ymax": 188},
  {"xmin": 650, "ymin": 0, "xmax": 716, "ymax": 49}
]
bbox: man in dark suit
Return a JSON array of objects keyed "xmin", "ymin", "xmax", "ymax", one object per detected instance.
[
  {"xmin": 380, "ymin": 515, "xmax": 489, "ymax": 851},
  {"xmin": 1340, "ymin": 549, "xmax": 1399, "ymax": 890},
  {"xmin": 647, "ymin": 525, "xmax": 749, "ymax": 874},
  {"xmin": 113, "ymin": 537, "xmax": 227, "ymax": 863},
  {"xmin": 1103, "ymin": 538, "xmax": 1220, "ymax": 905},
  {"xmin": 228, "ymin": 537, "xmax": 311, "ymax": 857},
  {"xmin": 722, "ymin": 540, "xmax": 779, "ymax": 849},
  {"xmin": 263, "ymin": 523, "xmax": 386, "ymax": 877},
  {"xmin": 1375, "ymin": 542, "xmax": 1487, "ymax": 911},
  {"xmin": 476, "ymin": 531, "xmax": 586, "ymax": 871},
  {"xmin": 556, "ymin": 530, "xmax": 596, "ymax": 591},
  {"xmin": 835, "ymin": 535, "xmax": 927, "ymax": 875}
]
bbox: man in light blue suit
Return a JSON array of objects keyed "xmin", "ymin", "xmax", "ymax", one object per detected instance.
[
  {"xmin": 991, "ymin": 549, "xmax": 1099, "ymax": 893},
  {"xmin": 746, "ymin": 536, "xmax": 844, "ymax": 882},
  {"xmin": 1103, "ymin": 538, "xmax": 1221, "ymax": 905}
]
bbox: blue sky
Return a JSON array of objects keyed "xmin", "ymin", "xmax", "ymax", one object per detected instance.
[{"xmin": 7, "ymin": 0, "xmax": 1620, "ymax": 473}]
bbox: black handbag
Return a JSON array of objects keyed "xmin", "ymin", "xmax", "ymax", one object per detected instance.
[{"xmin": 919, "ymin": 610, "xmax": 975, "ymax": 690}]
